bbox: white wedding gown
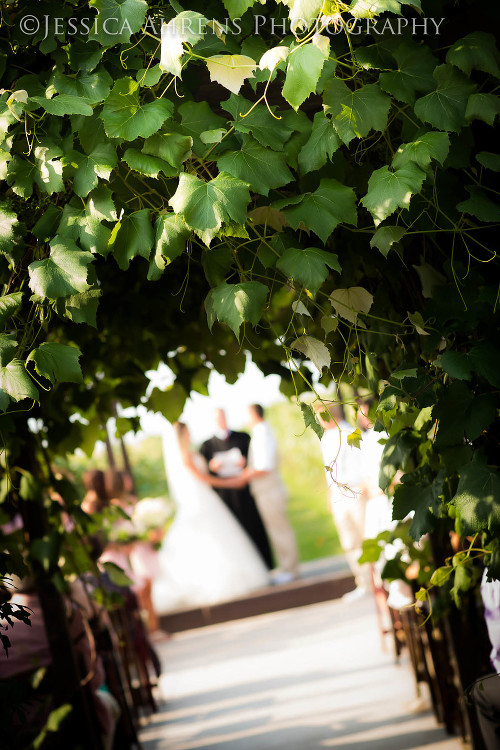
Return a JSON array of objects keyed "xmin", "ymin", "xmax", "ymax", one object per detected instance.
[{"xmin": 152, "ymin": 445, "xmax": 269, "ymax": 614}]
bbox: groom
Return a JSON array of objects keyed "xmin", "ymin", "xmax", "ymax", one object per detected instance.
[{"xmin": 200, "ymin": 409, "xmax": 274, "ymax": 570}]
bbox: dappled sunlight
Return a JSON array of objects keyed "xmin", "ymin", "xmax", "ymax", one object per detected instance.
[{"xmin": 141, "ymin": 598, "xmax": 460, "ymax": 750}]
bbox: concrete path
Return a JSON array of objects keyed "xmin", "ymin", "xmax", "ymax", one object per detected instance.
[{"xmin": 141, "ymin": 597, "xmax": 464, "ymax": 750}]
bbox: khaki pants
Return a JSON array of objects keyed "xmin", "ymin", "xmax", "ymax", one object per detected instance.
[{"xmin": 252, "ymin": 485, "xmax": 299, "ymax": 575}]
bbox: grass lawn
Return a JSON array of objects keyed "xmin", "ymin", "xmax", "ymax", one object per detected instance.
[
  {"xmin": 266, "ymin": 402, "xmax": 341, "ymax": 562},
  {"xmin": 64, "ymin": 401, "xmax": 341, "ymax": 563}
]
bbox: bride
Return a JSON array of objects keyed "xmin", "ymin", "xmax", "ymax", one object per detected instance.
[{"xmin": 152, "ymin": 422, "xmax": 269, "ymax": 613}]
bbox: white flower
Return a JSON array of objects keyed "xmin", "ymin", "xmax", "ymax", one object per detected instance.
[{"xmin": 132, "ymin": 496, "xmax": 174, "ymax": 534}]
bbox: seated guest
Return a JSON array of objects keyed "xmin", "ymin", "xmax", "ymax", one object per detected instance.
[
  {"xmin": 474, "ymin": 571, "xmax": 500, "ymax": 749},
  {"xmin": 0, "ymin": 575, "xmax": 118, "ymax": 749}
]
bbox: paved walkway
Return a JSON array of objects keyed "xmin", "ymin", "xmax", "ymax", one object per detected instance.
[{"xmin": 141, "ymin": 597, "xmax": 464, "ymax": 750}]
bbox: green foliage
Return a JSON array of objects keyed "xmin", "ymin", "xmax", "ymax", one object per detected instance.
[
  {"xmin": 277, "ymin": 246, "xmax": 340, "ymax": 295},
  {"xmin": 217, "ymin": 137, "xmax": 293, "ymax": 195},
  {"xmin": 283, "ymin": 42, "xmax": 327, "ymax": 110},
  {"xmin": 323, "ymin": 79, "xmax": 391, "ymax": 144},
  {"xmin": 0, "ymin": 0, "xmax": 499, "ymax": 690},
  {"xmin": 100, "ymin": 78, "xmax": 173, "ymax": 140},
  {"xmin": 26, "ymin": 343, "xmax": 83, "ymax": 385},
  {"xmin": 206, "ymin": 281, "xmax": 268, "ymax": 337},
  {"xmin": 169, "ymin": 172, "xmax": 250, "ymax": 243},
  {"xmin": 361, "ymin": 163, "xmax": 426, "ymax": 225}
]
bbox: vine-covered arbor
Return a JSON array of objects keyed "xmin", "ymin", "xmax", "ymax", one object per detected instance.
[{"xmin": 1, "ymin": 0, "xmax": 499, "ymax": 744}]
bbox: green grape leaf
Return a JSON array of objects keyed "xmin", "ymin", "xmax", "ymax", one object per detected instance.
[
  {"xmin": 323, "ymin": 79, "xmax": 391, "ymax": 145},
  {"xmin": 277, "ymin": 246, "xmax": 340, "ymax": 295},
  {"xmin": 291, "ymin": 335, "xmax": 331, "ymax": 373},
  {"xmin": 64, "ymin": 289, "xmax": 101, "ymax": 327},
  {"xmin": 100, "ymin": 78, "xmax": 173, "ymax": 141},
  {"xmin": 446, "ymin": 32, "xmax": 500, "ymax": 79},
  {"xmin": 282, "ymin": 0, "xmax": 322, "ymax": 32},
  {"xmin": 8, "ymin": 144, "xmax": 64, "ymax": 197},
  {"xmin": 165, "ymin": 11, "xmax": 208, "ymax": 45},
  {"xmin": 31, "ymin": 95, "xmax": 93, "ymax": 116},
  {"xmin": 89, "ymin": 0, "xmax": 148, "ymax": 45},
  {"xmin": 63, "ymin": 143, "xmax": 117, "ymax": 197},
  {"xmin": 453, "ymin": 459, "xmax": 500, "ymax": 534},
  {"xmin": 122, "ymin": 149, "xmax": 176, "ymax": 178},
  {"xmin": 380, "ymin": 430, "xmax": 420, "ymax": 492},
  {"xmin": 321, "ymin": 315, "xmax": 338, "ymax": 335},
  {"xmin": 32, "ymin": 206, "xmax": 62, "ymax": 242},
  {"xmin": 205, "ymin": 281, "xmax": 268, "ymax": 337},
  {"xmin": 354, "ymin": 44, "xmax": 394, "ymax": 71},
  {"xmin": 292, "ymin": 300, "xmax": 311, "ymax": 317},
  {"xmin": 476, "ymin": 152, "xmax": 500, "ymax": 171},
  {"xmin": 137, "ymin": 65, "xmax": 163, "ymax": 87},
  {"xmin": 169, "ymin": 172, "xmax": 250, "ymax": 240},
  {"xmin": 434, "ymin": 382, "xmax": 497, "ymax": 446},
  {"xmin": 0, "ymin": 205, "xmax": 18, "ymax": 255},
  {"xmin": 361, "ymin": 163, "xmax": 426, "ymax": 225},
  {"xmin": 436, "ymin": 350, "xmax": 473, "ymax": 380},
  {"xmin": 280, "ymin": 179, "xmax": 358, "ymax": 243},
  {"xmin": 329, "ymin": 286, "xmax": 373, "ymax": 325},
  {"xmin": 28, "ymin": 237, "xmax": 93, "ymax": 299},
  {"xmin": 59, "ymin": 186, "xmax": 116, "ymax": 256},
  {"xmin": 0, "ymin": 293, "xmax": 22, "ymax": 328},
  {"xmin": 465, "ymin": 93, "xmax": 500, "ymax": 127},
  {"xmin": 202, "ymin": 245, "xmax": 234, "ymax": 287},
  {"xmin": 370, "ymin": 225, "xmax": 405, "ymax": 257},
  {"xmin": 349, "ymin": 0, "xmax": 421, "ymax": 16},
  {"xmin": 392, "ymin": 471, "xmax": 444, "ymax": 541},
  {"xmin": 392, "ymin": 132, "xmax": 450, "ymax": 171},
  {"xmin": 200, "ymin": 128, "xmax": 226, "ymax": 144},
  {"xmin": 26, "ymin": 343, "xmax": 83, "ymax": 385},
  {"xmin": 0, "ymin": 360, "xmax": 39, "ymax": 404},
  {"xmin": 50, "ymin": 68, "xmax": 112, "ymax": 104},
  {"xmin": 111, "ymin": 209, "xmax": 154, "ymax": 270},
  {"xmin": 347, "ymin": 428, "xmax": 362, "ymax": 449},
  {"xmin": 222, "ymin": 95, "xmax": 293, "ymax": 151},
  {"xmin": 178, "ymin": 101, "xmax": 226, "ymax": 156},
  {"xmin": 101, "ymin": 561, "xmax": 133, "ymax": 587},
  {"xmin": 0, "ymin": 335, "xmax": 17, "ymax": 367},
  {"xmin": 414, "ymin": 64, "xmax": 476, "ymax": 133},
  {"xmin": 298, "ymin": 111, "xmax": 339, "ymax": 174},
  {"xmin": 283, "ymin": 43, "xmax": 327, "ymax": 110},
  {"xmin": 408, "ymin": 311, "xmax": 429, "ymax": 336},
  {"xmin": 248, "ymin": 206, "xmax": 287, "ymax": 232},
  {"xmin": 437, "ymin": 344, "xmax": 500, "ymax": 388},
  {"xmin": 468, "ymin": 342, "xmax": 500, "ymax": 389},
  {"xmin": 378, "ymin": 41, "xmax": 436, "ymax": 104},
  {"xmin": 142, "ymin": 131, "xmax": 193, "ymax": 168},
  {"xmin": 150, "ymin": 213, "xmax": 191, "ymax": 280},
  {"xmin": 217, "ymin": 137, "xmax": 293, "ymax": 196},
  {"xmin": 206, "ymin": 55, "xmax": 256, "ymax": 95},
  {"xmin": 223, "ymin": 0, "xmax": 257, "ymax": 19},
  {"xmin": 299, "ymin": 401, "xmax": 324, "ymax": 440},
  {"xmin": 377, "ymin": 385, "xmax": 398, "ymax": 414},
  {"xmin": 457, "ymin": 186, "xmax": 500, "ymax": 222},
  {"xmin": 147, "ymin": 383, "xmax": 188, "ymax": 423}
]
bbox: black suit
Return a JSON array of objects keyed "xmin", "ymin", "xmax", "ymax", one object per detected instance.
[{"xmin": 200, "ymin": 432, "xmax": 273, "ymax": 569}]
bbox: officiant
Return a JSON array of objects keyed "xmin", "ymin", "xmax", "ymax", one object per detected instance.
[{"xmin": 200, "ymin": 408, "xmax": 273, "ymax": 569}]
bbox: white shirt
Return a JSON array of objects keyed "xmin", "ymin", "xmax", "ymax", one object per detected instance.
[
  {"xmin": 249, "ymin": 420, "xmax": 278, "ymax": 472},
  {"xmin": 248, "ymin": 420, "xmax": 286, "ymax": 498}
]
